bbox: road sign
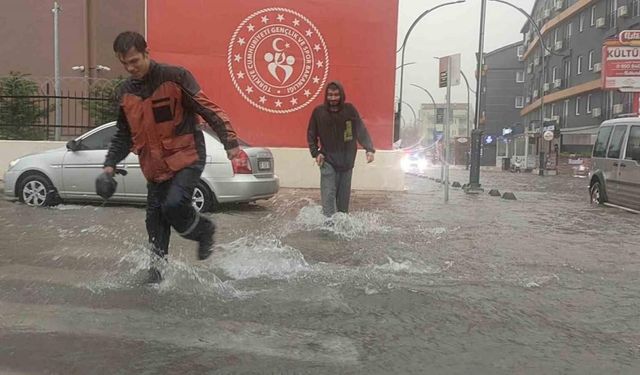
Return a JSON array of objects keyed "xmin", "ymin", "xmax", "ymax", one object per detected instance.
[{"xmin": 438, "ymin": 54, "xmax": 461, "ymax": 88}]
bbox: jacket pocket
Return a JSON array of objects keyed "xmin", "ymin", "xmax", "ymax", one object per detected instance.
[
  {"xmin": 162, "ymin": 134, "xmax": 198, "ymax": 172},
  {"xmin": 151, "ymin": 97, "xmax": 173, "ymax": 123}
]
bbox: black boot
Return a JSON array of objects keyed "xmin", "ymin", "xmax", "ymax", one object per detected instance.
[
  {"xmin": 147, "ymin": 266, "xmax": 163, "ymax": 284},
  {"xmin": 197, "ymin": 220, "xmax": 215, "ymax": 260}
]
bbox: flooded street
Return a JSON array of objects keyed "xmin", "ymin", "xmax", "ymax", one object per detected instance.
[{"xmin": 1, "ymin": 170, "xmax": 639, "ymax": 374}]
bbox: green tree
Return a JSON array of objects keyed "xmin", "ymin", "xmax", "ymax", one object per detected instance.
[
  {"xmin": 0, "ymin": 72, "xmax": 48, "ymax": 140},
  {"xmin": 84, "ymin": 78, "xmax": 123, "ymax": 126}
]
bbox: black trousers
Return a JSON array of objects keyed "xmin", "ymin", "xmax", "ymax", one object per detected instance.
[{"xmin": 146, "ymin": 165, "xmax": 213, "ymax": 258}]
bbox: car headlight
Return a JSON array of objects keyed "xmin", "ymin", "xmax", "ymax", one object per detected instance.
[{"xmin": 8, "ymin": 158, "xmax": 21, "ymax": 170}]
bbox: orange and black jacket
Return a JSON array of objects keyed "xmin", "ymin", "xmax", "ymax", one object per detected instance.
[{"xmin": 104, "ymin": 60, "xmax": 238, "ymax": 182}]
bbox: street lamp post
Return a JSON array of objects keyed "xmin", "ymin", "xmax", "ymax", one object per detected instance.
[{"xmin": 397, "ymin": 0, "xmax": 467, "ymax": 138}]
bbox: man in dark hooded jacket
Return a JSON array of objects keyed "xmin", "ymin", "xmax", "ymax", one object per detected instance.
[{"xmin": 307, "ymin": 81, "xmax": 375, "ymax": 217}]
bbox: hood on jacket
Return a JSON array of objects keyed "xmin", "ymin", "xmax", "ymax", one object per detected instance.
[{"xmin": 324, "ymin": 81, "xmax": 345, "ymax": 111}]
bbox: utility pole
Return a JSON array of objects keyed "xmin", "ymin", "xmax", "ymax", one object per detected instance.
[
  {"xmin": 444, "ymin": 57, "xmax": 452, "ymax": 202},
  {"xmin": 465, "ymin": 0, "xmax": 487, "ymax": 194},
  {"xmin": 53, "ymin": 2, "xmax": 62, "ymax": 141}
]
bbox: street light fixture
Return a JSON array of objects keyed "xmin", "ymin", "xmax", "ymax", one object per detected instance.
[{"xmin": 397, "ymin": 0, "xmax": 467, "ymax": 141}]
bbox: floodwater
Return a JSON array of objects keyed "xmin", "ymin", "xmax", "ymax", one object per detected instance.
[{"xmin": 0, "ymin": 170, "xmax": 638, "ymax": 374}]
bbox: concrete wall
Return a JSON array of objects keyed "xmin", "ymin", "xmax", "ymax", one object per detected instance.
[{"xmin": 0, "ymin": 141, "xmax": 405, "ymax": 191}]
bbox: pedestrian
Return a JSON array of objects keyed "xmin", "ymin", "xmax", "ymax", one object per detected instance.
[
  {"xmin": 98, "ymin": 31, "xmax": 240, "ymax": 283},
  {"xmin": 307, "ymin": 81, "xmax": 375, "ymax": 217}
]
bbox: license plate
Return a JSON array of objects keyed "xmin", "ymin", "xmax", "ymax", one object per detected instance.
[{"xmin": 258, "ymin": 160, "xmax": 271, "ymax": 170}]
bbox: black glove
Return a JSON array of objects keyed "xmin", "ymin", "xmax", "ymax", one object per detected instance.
[{"xmin": 95, "ymin": 172, "xmax": 118, "ymax": 200}]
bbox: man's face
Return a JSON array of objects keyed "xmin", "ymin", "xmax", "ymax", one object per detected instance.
[
  {"xmin": 327, "ymin": 88, "xmax": 341, "ymax": 107},
  {"xmin": 117, "ymin": 47, "xmax": 150, "ymax": 79}
]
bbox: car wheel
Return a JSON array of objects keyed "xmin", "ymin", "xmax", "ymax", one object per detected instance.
[
  {"xmin": 18, "ymin": 173, "xmax": 59, "ymax": 207},
  {"xmin": 192, "ymin": 181, "xmax": 216, "ymax": 213},
  {"xmin": 590, "ymin": 181, "xmax": 605, "ymax": 205}
]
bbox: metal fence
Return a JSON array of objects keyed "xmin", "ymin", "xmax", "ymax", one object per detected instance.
[{"xmin": 0, "ymin": 90, "xmax": 116, "ymax": 141}]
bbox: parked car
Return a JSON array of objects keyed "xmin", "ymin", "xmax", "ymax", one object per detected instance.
[
  {"xmin": 589, "ymin": 118, "xmax": 640, "ymax": 213},
  {"xmin": 3, "ymin": 122, "xmax": 279, "ymax": 212}
]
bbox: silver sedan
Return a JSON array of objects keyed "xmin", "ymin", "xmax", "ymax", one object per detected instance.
[{"xmin": 3, "ymin": 122, "xmax": 279, "ymax": 212}]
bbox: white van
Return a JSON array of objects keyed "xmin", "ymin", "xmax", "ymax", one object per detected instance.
[{"xmin": 589, "ymin": 118, "xmax": 640, "ymax": 213}]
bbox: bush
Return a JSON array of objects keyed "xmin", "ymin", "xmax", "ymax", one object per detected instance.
[
  {"xmin": 83, "ymin": 79, "xmax": 123, "ymax": 126},
  {"xmin": 0, "ymin": 72, "xmax": 49, "ymax": 140}
]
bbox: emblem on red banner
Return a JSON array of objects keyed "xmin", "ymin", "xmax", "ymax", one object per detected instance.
[{"xmin": 228, "ymin": 8, "xmax": 330, "ymax": 114}]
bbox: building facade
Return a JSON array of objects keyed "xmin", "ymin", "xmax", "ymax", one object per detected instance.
[
  {"xmin": 478, "ymin": 42, "xmax": 526, "ymax": 166},
  {"xmin": 0, "ymin": 0, "xmax": 145, "ymax": 86},
  {"xmin": 520, "ymin": 0, "xmax": 640, "ymax": 162}
]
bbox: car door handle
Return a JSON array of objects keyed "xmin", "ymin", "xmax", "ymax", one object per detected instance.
[
  {"xmin": 619, "ymin": 163, "xmax": 626, "ymax": 168},
  {"xmin": 613, "ymin": 162, "xmax": 618, "ymax": 167}
]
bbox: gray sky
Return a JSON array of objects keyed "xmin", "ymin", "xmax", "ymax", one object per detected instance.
[{"xmin": 396, "ymin": 0, "xmax": 535, "ymax": 116}]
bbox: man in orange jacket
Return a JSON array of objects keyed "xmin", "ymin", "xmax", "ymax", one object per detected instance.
[{"xmin": 101, "ymin": 31, "xmax": 240, "ymax": 283}]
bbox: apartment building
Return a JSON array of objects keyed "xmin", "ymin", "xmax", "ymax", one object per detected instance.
[
  {"xmin": 477, "ymin": 42, "xmax": 526, "ymax": 166},
  {"xmin": 520, "ymin": 0, "xmax": 640, "ymax": 158}
]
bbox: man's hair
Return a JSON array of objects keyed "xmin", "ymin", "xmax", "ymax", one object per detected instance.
[{"xmin": 113, "ymin": 31, "xmax": 147, "ymax": 55}]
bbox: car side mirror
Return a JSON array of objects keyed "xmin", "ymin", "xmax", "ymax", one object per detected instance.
[
  {"xmin": 632, "ymin": 147, "xmax": 640, "ymax": 162},
  {"xmin": 66, "ymin": 139, "xmax": 80, "ymax": 151}
]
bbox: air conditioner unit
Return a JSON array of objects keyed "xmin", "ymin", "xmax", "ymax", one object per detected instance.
[
  {"xmin": 553, "ymin": 79, "xmax": 562, "ymax": 88},
  {"xmin": 543, "ymin": 9, "xmax": 551, "ymax": 18},
  {"xmin": 613, "ymin": 104, "xmax": 624, "ymax": 114},
  {"xmin": 551, "ymin": 115, "xmax": 560, "ymax": 122},
  {"xmin": 533, "ymin": 89, "xmax": 539, "ymax": 97},
  {"xmin": 593, "ymin": 63, "xmax": 602, "ymax": 72},
  {"xmin": 543, "ymin": 82, "xmax": 551, "ymax": 91},
  {"xmin": 592, "ymin": 107, "xmax": 601, "ymax": 117},
  {"xmin": 618, "ymin": 5, "xmax": 629, "ymax": 17},
  {"xmin": 554, "ymin": 40, "xmax": 563, "ymax": 51},
  {"xmin": 596, "ymin": 17, "xmax": 606, "ymax": 29},
  {"xmin": 554, "ymin": 0, "xmax": 564, "ymax": 11}
]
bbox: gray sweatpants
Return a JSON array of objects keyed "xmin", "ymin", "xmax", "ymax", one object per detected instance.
[{"xmin": 320, "ymin": 163, "xmax": 353, "ymax": 217}]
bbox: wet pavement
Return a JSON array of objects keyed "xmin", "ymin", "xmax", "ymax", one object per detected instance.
[{"xmin": 0, "ymin": 169, "xmax": 639, "ymax": 374}]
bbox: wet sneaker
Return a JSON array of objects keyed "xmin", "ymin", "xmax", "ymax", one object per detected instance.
[{"xmin": 147, "ymin": 266, "xmax": 162, "ymax": 284}]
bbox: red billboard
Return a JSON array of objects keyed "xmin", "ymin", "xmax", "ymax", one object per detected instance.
[{"xmin": 147, "ymin": 0, "xmax": 399, "ymax": 149}]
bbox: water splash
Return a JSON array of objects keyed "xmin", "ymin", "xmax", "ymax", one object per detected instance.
[
  {"xmin": 83, "ymin": 243, "xmax": 244, "ymax": 299},
  {"xmin": 212, "ymin": 235, "xmax": 310, "ymax": 280},
  {"xmin": 283, "ymin": 205, "xmax": 389, "ymax": 240},
  {"xmin": 374, "ymin": 256, "xmax": 444, "ymax": 275}
]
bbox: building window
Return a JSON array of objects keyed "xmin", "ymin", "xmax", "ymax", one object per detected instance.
[
  {"xmin": 567, "ymin": 22, "xmax": 573, "ymax": 38},
  {"xmin": 564, "ymin": 100, "xmax": 570, "ymax": 125},
  {"xmin": 552, "ymin": 66, "xmax": 558, "ymax": 82},
  {"xmin": 516, "ymin": 71, "xmax": 525, "ymax": 82},
  {"xmin": 564, "ymin": 59, "xmax": 571, "ymax": 84},
  {"xmin": 551, "ymin": 103, "xmax": 557, "ymax": 116},
  {"xmin": 516, "ymin": 45, "xmax": 524, "ymax": 58},
  {"xmin": 610, "ymin": 0, "xmax": 617, "ymax": 29},
  {"xmin": 587, "ymin": 94, "xmax": 592, "ymax": 113},
  {"xmin": 577, "ymin": 56, "xmax": 583, "ymax": 75},
  {"xmin": 515, "ymin": 96, "xmax": 525, "ymax": 108},
  {"xmin": 576, "ymin": 96, "xmax": 581, "ymax": 115},
  {"xmin": 590, "ymin": 5, "xmax": 597, "ymax": 26},
  {"xmin": 588, "ymin": 50, "xmax": 595, "ymax": 70},
  {"xmin": 634, "ymin": 0, "xmax": 640, "ymax": 17},
  {"xmin": 554, "ymin": 28, "xmax": 560, "ymax": 44},
  {"xmin": 579, "ymin": 12, "xmax": 584, "ymax": 32}
]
